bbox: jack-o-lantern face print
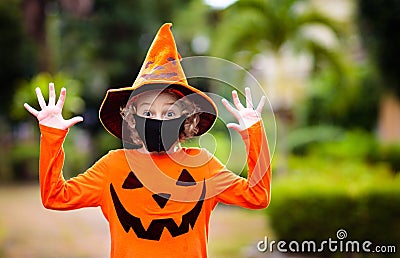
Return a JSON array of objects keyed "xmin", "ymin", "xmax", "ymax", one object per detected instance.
[{"xmin": 110, "ymin": 169, "xmax": 206, "ymax": 241}]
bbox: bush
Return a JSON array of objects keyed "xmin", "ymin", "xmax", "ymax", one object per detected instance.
[
  {"xmin": 267, "ymin": 156, "xmax": 400, "ymax": 257},
  {"xmin": 286, "ymin": 125, "xmax": 344, "ymax": 155},
  {"xmin": 371, "ymin": 144, "xmax": 400, "ymax": 173},
  {"xmin": 11, "ymin": 142, "xmax": 39, "ymax": 181},
  {"xmin": 308, "ymin": 130, "xmax": 379, "ymax": 162},
  {"xmin": 299, "ymin": 64, "xmax": 380, "ymax": 131},
  {"xmin": 288, "ymin": 128, "xmax": 400, "ymax": 174}
]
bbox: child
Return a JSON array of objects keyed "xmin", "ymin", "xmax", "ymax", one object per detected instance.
[
  {"xmin": 24, "ymin": 23, "xmax": 271, "ymax": 258},
  {"xmin": 120, "ymin": 88, "xmax": 202, "ymax": 153}
]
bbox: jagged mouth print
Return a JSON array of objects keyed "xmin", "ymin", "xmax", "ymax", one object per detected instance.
[{"xmin": 110, "ymin": 180, "xmax": 206, "ymax": 241}]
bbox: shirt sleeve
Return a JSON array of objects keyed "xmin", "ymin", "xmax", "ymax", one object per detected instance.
[
  {"xmin": 39, "ymin": 124, "xmax": 109, "ymax": 210},
  {"xmin": 210, "ymin": 121, "xmax": 271, "ymax": 209}
]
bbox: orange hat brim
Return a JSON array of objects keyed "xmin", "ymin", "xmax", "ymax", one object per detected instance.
[{"xmin": 99, "ymin": 81, "xmax": 218, "ymax": 140}]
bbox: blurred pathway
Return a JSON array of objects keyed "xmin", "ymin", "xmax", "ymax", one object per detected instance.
[
  {"xmin": 0, "ymin": 184, "xmax": 273, "ymax": 258},
  {"xmin": 0, "ymin": 184, "xmax": 110, "ymax": 258}
]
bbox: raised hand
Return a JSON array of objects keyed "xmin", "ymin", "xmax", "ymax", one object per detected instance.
[
  {"xmin": 222, "ymin": 87, "xmax": 266, "ymax": 132},
  {"xmin": 24, "ymin": 82, "xmax": 83, "ymax": 130}
]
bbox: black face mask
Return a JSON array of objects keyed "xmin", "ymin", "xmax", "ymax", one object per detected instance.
[{"xmin": 133, "ymin": 114, "xmax": 187, "ymax": 153}]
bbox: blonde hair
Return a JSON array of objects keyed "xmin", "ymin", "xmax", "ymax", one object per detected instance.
[{"xmin": 120, "ymin": 88, "xmax": 201, "ymax": 146}]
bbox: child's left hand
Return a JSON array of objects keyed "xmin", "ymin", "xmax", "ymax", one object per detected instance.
[{"xmin": 222, "ymin": 87, "xmax": 266, "ymax": 132}]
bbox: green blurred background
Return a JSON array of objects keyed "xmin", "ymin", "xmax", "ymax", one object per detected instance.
[{"xmin": 0, "ymin": 0, "xmax": 399, "ymax": 257}]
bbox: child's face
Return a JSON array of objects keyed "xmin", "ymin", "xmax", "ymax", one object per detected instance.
[{"xmin": 134, "ymin": 90, "xmax": 183, "ymax": 120}]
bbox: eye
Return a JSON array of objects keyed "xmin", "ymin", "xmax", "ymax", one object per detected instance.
[
  {"xmin": 176, "ymin": 169, "xmax": 197, "ymax": 186},
  {"xmin": 142, "ymin": 111, "xmax": 152, "ymax": 117},
  {"xmin": 165, "ymin": 111, "xmax": 176, "ymax": 118},
  {"xmin": 122, "ymin": 171, "xmax": 144, "ymax": 189}
]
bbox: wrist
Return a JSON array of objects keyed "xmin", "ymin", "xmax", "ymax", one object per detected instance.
[
  {"xmin": 239, "ymin": 120, "xmax": 262, "ymax": 139},
  {"xmin": 39, "ymin": 124, "xmax": 69, "ymax": 135}
]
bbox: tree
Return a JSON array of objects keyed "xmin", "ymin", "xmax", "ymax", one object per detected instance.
[
  {"xmin": 0, "ymin": 0, "xmax": 36, "ymax": 116},
  {"xmin": 174, "ymin": 0, "xmax": 349, "ymax": 116},
  {"xmin": 60, "ymin": 0, "xmax": 188, "ymax": 87},
  {"xmin": 358, "ymin": 0, "xmax": 400, "ymax": 143}
]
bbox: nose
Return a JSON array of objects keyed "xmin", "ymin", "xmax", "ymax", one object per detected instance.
[
  {"xmin": 152, "ymin": 193, "xmax": 171, "ymax": 208},
  {"xmin": 154, "ymin": 114, "xmax": 163, "ymax": 120}
]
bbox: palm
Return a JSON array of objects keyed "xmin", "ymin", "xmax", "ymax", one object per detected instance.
[
  {"xmin": 222, "ymin": 87, "xmax": 266, "ymax": 132},
  {"xmin": 36, "ymin": 105, "xmax": 66, "ymax": 128},
  {"xmin": 24, "ymin": 83, "xmax": 83, "ymax": 130},
  {"xmin": 236, "ymin": 108, "xmax": 261, "ymax": 127}
]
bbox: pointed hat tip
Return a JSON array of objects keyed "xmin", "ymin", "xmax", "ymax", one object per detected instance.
[
  {"xmin": 162, "ymin": 22, "xmax": 172, "ymax": 28},
  {"xmin": 158, "ymin": 23, "xmax": 173, "ymax": 35}
]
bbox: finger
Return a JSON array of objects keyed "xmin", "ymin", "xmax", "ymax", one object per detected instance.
[
  {"xmin": 245, "ymin": 87, "xmax": 253, "ymax": 109},
  {"xmin": 36, "ymin": 87, "xmax": 47, "ymax": 110},
  {"xmin": 226, "ymin": 123, "xmax": 242, "ymax": 132},
  {"xmin": 222, "ymin": 98, "xmax": 240, "ymax": 120},
  {"xmin": 65, "ymin": 116, "xmax": 84, "ymax": 128},
  {"xmin": 24, "ymin": 103, "xmax": 39, "ymax": 117},
  {"xmin": 232, "ymin": 90, "xmax": 245, "ymax": 110},
  {"xmin": 256, "ymin": 95, "xmax": 267, "ymax": 114},
  {"xmin": 48, "ymin": 82, "xmax": 56, "ymax": 106},
  {"xmin": 56, "ymin": 87, "xmax": 67, "ymax": 109}
]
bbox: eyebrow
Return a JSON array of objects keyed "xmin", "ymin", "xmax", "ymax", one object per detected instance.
[
  {"xmin": 137, "ymin": 102, "xmax": 177, "ymax": 109},
  {"xmin": 137, "ymin": 102, "xmax": 151, "ymax": 109},
  {"xmin": 163, "ymin": 102, "xmax": 177, "ymax": 106}
]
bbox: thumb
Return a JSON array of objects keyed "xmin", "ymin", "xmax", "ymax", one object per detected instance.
[
  {"xmin": 226, "ymin": 123, "xmax": 243, "ymax": 132},
  {"xmin": 65, "ymin": 116, "xmax": 84, "ymax": 128}
]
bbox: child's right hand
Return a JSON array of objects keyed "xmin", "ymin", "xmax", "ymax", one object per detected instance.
[{"xmin": 24, "ymin": 82, "xmax": 83, "ymax": 130}]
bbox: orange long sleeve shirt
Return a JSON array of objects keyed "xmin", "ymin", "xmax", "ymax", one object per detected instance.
[{"xmin": 39, "ymin": 121, "xmax": 271, "ymax": 258}]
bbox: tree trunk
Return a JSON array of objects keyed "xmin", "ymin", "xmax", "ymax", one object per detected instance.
[
  {"xmin": 378, "ymin": 93, "xmax": 400, "ymax": 143},
  {"xmin": 22, "ymin": 0, "xmax": 49, "ymax": 71}
]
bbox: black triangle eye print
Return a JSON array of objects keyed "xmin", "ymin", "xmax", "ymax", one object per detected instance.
[
  {"xmin": 122, "ymin": 171, "xmax": 144, "ymax": 189},
  {"xmin": 152, "ymin": 193, "xmax": 171, "ymax": 209},
  {"xmin": 176, "ymin": 169, "xmax": 197, "ymax": 186}
]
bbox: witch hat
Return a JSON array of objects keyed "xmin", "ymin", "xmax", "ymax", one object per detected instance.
[{"xmin": 99, "ymin": 23, "xmax": 217, "ymax": 140}]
